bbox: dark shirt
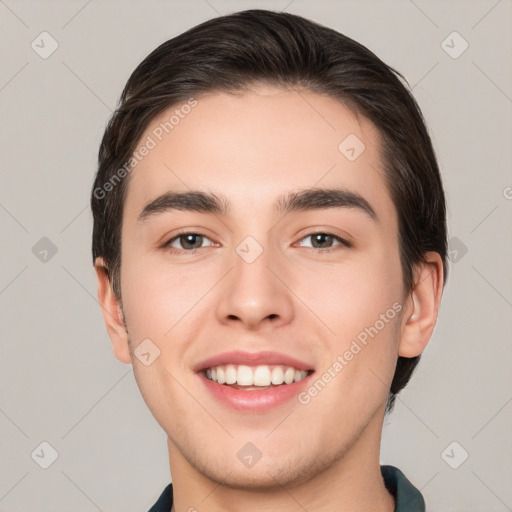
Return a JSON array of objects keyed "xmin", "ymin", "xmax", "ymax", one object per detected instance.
[{"xmin": 148, "ymin": 464, "xmax": 425, "ymax": 511}]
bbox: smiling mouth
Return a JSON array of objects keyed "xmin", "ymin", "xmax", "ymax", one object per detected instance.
[{"xmin": 203, "ymin": 364, "xmax": 313, "ymax": 390}]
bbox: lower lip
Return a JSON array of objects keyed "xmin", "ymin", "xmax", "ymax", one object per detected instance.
[{"xmin": 199, "ymin": 372, "xmax": 314, "ymax": 412}]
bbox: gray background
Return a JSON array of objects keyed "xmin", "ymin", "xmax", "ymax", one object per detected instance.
[{"xmin": 0, "ymin": 0, "xmax": 511, "ymax": 511}]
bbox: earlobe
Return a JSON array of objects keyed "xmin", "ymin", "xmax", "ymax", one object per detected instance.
[
  {"xmin": 398, "ymin": 252, "xmax": 444, "ymax": 358},
  {"xmin": 94, "ymin": 257, "xmax": 132, "ymax": 365}
]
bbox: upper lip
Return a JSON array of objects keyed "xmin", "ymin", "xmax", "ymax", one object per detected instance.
[{"xmin": 194, "ymin": 350, "xmax": 314, "ymax": 373}]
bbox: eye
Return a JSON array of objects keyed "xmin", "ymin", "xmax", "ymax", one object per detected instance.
[
  {"xmin": 164, "ymin": 231, "xmax": 215, "ymax": 253},
  {"xmin": 297, "ymin": 232, "xmax": 352, "ymax": 252},
  {"xmin": 162, "ymin": 230, "xmax": 351, "ymax": 255}
]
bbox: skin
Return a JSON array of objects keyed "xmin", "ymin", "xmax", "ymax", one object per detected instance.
[{"xmin": 95, "ymin": 85, "xmax": 443, "ymax": 512}]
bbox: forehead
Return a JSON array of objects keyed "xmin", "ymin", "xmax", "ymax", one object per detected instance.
[{"xmin": 123, "ymin": 85, "xmax": 396, "ymax": 228}]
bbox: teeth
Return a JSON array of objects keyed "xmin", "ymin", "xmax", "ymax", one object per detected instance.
[
  {"xmin": 205, "ymin": 364, "xmax": 309, "ymax": 387},
  {"xmin": 225, "ymin": 364, "xmax": 237, "ymax": 385},
  {"xmin": 271, "ymin": 366, "xmax": 284, "ymax": 385},
  {"xmin": 237, "ymin": 365, "xmax": 253, "ymax": 386},
  {"xmin": 254, "ymin": 365, "xmax": 271, "ymax": 386},
  {"xmin": 284, "ymin": 367, "xmax": 295, "ymax": 384}
]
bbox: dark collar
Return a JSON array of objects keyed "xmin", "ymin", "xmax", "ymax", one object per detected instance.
[
  {"xmin": 148, "ymin": 465, "xmax": 425, "ymax": 512},
  {"xmin": 381, "ymin": 465, "xmax": 426, "ymax": 511}
]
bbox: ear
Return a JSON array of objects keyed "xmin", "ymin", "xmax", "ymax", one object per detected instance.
[
  {"xmin": 398, "ymin": 251, "xmax": 444, "ymax": 358},
  {"xmin": 94, "ymin": 257, "xmax": 132, "ymax": 364}
]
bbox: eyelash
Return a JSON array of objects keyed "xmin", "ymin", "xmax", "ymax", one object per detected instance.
[{"xmin": 162, "ymin": 230, "xmax": 352, "ymax": 255}]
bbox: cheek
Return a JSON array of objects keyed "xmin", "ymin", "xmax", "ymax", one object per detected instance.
[
  {"xmin": 119, "ymin": 247, "xmax": 209, "ymax": 339},
  {"xmin": 297, "ymin": 241, "xmax": 403, "ymax": 405},
  {"xmin": 292, "ymin": 246, "xmax": 402, "ymax": 339}
]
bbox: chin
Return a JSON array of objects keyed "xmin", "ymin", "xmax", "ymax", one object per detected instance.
[{"xmin": 189, "ymin": 448, "xmax": 331, "ymax": 492}]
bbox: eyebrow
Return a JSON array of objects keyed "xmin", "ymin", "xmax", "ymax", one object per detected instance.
[{"xmin": 137, "ymin": 187, "xmax": 378, "ymax": 223}]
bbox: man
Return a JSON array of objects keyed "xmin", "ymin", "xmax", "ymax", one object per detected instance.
[{"xmin": 91, "ymin": 9, "xmax": 447, "ymax": 512}]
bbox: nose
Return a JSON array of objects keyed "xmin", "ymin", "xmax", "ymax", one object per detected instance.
[{"xmin": 215, "ymin": 240, "xmax": 294, "ymax": 331}]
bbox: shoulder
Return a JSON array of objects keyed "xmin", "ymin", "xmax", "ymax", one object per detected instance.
[
  {"xmin": 381, "ymin": 465, "xmax": 426, "ymax": 512},
  {"xmin": 147, "ymin": 470, "xmax": 425, "ymax": 512},
  {"xmin": 147, "ymin": 482, "xmax": 173, "ymax": 512}
]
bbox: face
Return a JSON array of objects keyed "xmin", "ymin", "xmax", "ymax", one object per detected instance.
[{"xmin": 116, "ymin": 85, "xmax": 408, "ymax": 489}]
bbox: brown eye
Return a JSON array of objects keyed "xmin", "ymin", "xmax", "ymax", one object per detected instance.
[
  {"xmin": 311, "ymin": 233, "xmax": 335, "ymax": 249},
  {"xmin": 165, "ymin": 232, "xmax": 214, "ymax": 253},
  {"xmin": 177, "ymin": 234, "xmax": 204, "ymax": 250},
  {"xmin": 298, "ymin": 232, "xmax": 352, "ymax": 251}
]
